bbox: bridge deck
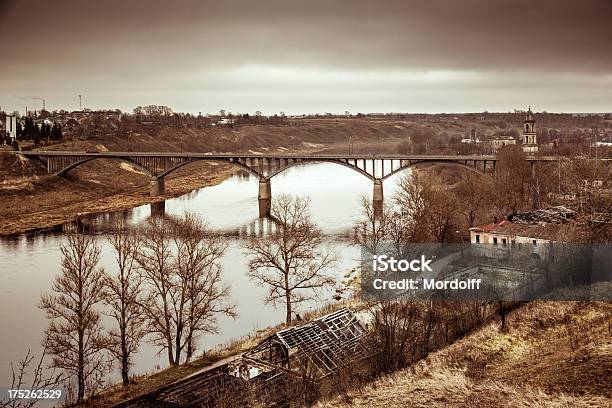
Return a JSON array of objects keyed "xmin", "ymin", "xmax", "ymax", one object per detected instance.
[
  {"xmin": 19, "ymin": 150, "xmax": 594, "ymax": 162},
  {"xmin": 17, "ymin": 150, "xmax": 610, "ymax": 198}
]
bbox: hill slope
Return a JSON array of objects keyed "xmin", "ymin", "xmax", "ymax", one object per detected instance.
[{"xmin": 320, "ymin": 301, "xmax": 612, "ymax": 407}]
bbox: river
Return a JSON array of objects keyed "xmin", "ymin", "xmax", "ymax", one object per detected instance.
[{"xmin": 0, "ymin": 162, "xmax": 407, "ymax": 386}]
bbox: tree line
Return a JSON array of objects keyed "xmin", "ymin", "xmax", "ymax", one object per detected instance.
[
  {"xmin": 13, "ymin": 117, "xmax": 63, "ymax": 143},
  {"xmin": 35, "ymin": 204, "xmax": 340, "ymax": 404}
]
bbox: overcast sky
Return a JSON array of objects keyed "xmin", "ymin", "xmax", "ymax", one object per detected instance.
[{"xmin": 1, "ymin": 0, "xmax": 611, "ymax": 114}]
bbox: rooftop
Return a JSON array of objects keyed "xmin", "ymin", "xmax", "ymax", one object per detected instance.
[
  {"xmin": 244, "ymin": 307, "xmax": 368, "ymax": 380},
  {"xmin": 470, "ymin": 206, "xmax": 578, "ymax": 241},
  {"xmin": 509, "ymin": 206, "xmax": 576, "ymax": 224}
]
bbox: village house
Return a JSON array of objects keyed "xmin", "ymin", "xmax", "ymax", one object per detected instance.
[
  {"xmin": 469, "ymin": 206, "xmax": 576, "ymax": 258},
  {"xmin": 489, "ymin": 135, "xmax": 517, "ymax": 152}
]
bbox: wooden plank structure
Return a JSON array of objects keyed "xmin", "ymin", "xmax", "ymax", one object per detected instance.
[
  {"xmin": 114, "ymin": 367, "xmax": 251, "ymax": 408},
  {"xmin": 114, "ymin": 308, "xmax": 367, "ymax": 408},
  {"xmin": 244, "ymin": 307, "xmax": 368, "ymax": 381}
]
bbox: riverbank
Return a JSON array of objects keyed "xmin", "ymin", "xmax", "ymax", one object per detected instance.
[{"xmin": 0, "ymin": 156, "xmax": 235, "ymax": 236}]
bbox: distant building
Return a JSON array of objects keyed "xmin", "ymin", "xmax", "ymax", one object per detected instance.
[
  {"xmin": 490, "ymin": 136, "xmax": 517, "ymax": 152},
  {"xmin": 5, "ymin": 115, "xmax": 17, "ymax": 140},
  {"xmin": 461, "ymin": 128, "xmax": 481, "ymax": 144},
  {"xmin": 522, "ymin": 106, "xmax": 538, "ymax": 154},
  {"xmin": 218, "ymin": 117, "xmax": 234, "ymax": 125}
]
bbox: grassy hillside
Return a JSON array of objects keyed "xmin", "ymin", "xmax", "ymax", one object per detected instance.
[
  {"xmin": 41, "ymin": 118, "xmax": 413, "ymax": 155},
  {"xmin": 320, "ymin": 300, "xmax": 612, "ymax": 407}
]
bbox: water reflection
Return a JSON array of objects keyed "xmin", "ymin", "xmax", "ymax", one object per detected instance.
[{"xmin": 0, "ymin": 162, "xmax": 407, "ymax": 385}]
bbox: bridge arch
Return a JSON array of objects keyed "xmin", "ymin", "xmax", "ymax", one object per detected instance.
[
  {"xmin": 380, "ymin": 159, "xmax": 490, "ymax": 181},
  {"xmin": 267, "ymin": 158, "xmax": 376, "ymax": 181},
  {"xmin": 55, "ymin": 156, "xmax": 154, "ymax": 177},
  {"xmin": 157, "ymin": 157, "xmax": 264, "ymax": 179}
]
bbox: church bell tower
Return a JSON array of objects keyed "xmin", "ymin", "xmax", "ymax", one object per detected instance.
[{"xmin": 522, "ymin": 106, "xmax": 538, "ymax": 154}]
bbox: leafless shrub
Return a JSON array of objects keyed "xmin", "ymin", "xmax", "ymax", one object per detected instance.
[
  {"xmin": 366, "ymin": 300, "xmax": 423, "ymax": 374},
  {"xmin": 0, "ymin": 343, "xmax": 63, "ymax": 408},
  {"xmin": 366, "ymin": 300, "xmax": 493, "ymax": 377}
]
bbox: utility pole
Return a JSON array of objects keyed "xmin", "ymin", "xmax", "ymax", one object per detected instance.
[{"xmin": 78, "ymin": 94, "xmax": 82, "ymax": 111}]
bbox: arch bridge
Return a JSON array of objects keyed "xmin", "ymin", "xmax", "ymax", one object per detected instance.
[{"xmin": 20, "ymin": 151, "xmax": 571, "ymax": 216}]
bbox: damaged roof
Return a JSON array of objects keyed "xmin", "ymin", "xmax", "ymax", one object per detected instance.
[
  {"xmin": 244, "ymin": 307, "xmax": 368, "ymax": 380},
  {"xmin": 508, "ymin": 206, "xmax": 576, "ymax": 224},
  {"xmin": 470, "ymin": 206, "xmax": 580, "ymax": 241}
]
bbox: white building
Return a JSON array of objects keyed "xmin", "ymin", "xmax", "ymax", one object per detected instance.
[
  {"xmin": 469, "ymin": 206, "xmax": 576, "ymax": 258},
  {"xmin": 490, "ymin": 136, "xmax": 517, "ymax": 152},
  {"xmin": 5, "ymin": 115, "xmax": 17, "ymax": 140}
]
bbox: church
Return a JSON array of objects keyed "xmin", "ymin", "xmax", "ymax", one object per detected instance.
[{"xmin": 521, "ymin": 106, "xmax": 539, "ymax": 154}]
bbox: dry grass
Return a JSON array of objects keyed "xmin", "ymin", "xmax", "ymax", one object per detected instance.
[
  {"xmin": 319, "ymin": 299, "xmax": 612, "ymax": 407},
  {"xmin": 319, "ymin": 366, "xmax": 607, "ymax": 408}
]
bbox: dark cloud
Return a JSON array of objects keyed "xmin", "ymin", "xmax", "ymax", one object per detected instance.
[{"xmin": 0, "ymin": 0, "xmax": 611, "ymax": 113}]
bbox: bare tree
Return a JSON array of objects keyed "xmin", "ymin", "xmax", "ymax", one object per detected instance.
[
  {"xmin": 39, "ymin": 232, "xmax": 108, "ymax": 403},
  {"xmin": 394, "ymin": 172, "xmax": 455, "ymax": 243},
  {"xmin": 351, "ymin": 196, "xmax": 389, "ymax": 256},
  {"xmin": 352, "ymin": 196, "xmax": 415, "ymax": 264},
  {"xmin": 172, "ymin": 213, "xmax": 236, "ymax": 363},
  {"xmin": 136, "ymin": 217, "xmax": 176, "ymax": 366},
  {"xmin": 137, "ymin": 214, "xmax": 236, "ymax": 366},
  {"xmin": 453, "ymin": 173, "xmax": 491, "ymax": 228},
  {"xmin": 424, "ymin": 187, "xmax": 455, "ymax": 243},
  {"xmin": 245, "ymin": 195, "xmax": 337, "ymax": 324},
  {"xmin": 492, "ymin": 145, "xmax": 531, "ymax": 214},
  {"xmin": 393, "ymin": 173, "xmax": 429, "ymax": 242},
  {"xmin": 103, "ymin": 220, "xmax": 145, "ymax": 386}
]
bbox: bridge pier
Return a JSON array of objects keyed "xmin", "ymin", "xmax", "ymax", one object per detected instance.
[
  {"xmin": 150, "ymin": 176, "xmax": 166, "ymax": 196},
  {"xmin": 373, "ymin": 179, "xmax": 383, "ymax": 218},
  {"xmin": 150, "ymin": 200, "xmax": 166, "ymax": 217},
  {"xmin": 258, "ymin": 178, "xmax": 272, "ymax": 217}
]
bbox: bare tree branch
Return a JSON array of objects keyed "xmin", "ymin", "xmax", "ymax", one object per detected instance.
[{"xmin": 245, "ymin": 195, "xmax": 337, "ymax": 324}]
